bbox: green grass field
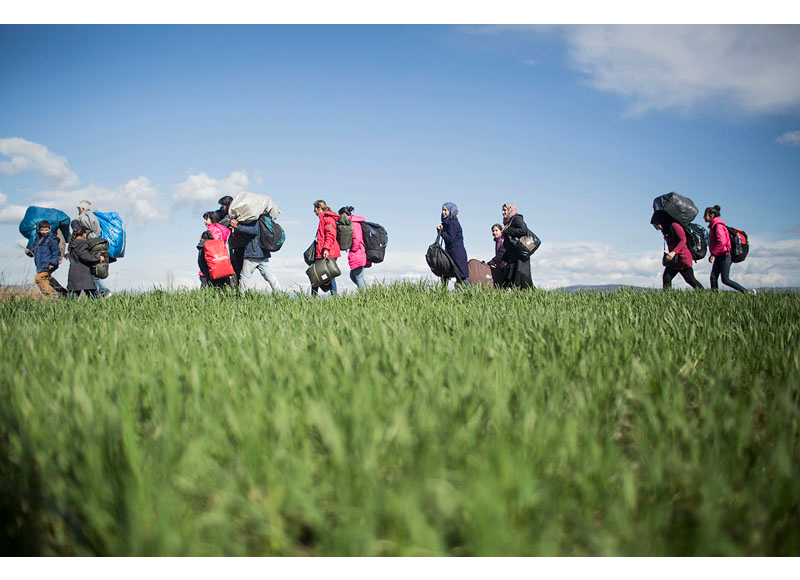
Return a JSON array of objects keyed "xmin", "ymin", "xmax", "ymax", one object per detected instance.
[{"xmin": 1, "ymin": 284, "xmax": 799, "ymax": 556}]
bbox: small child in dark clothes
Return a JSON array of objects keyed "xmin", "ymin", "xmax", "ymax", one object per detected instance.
[{"xmin": 198, "ymin": 231, "xmax": 233, "ymax": 288}]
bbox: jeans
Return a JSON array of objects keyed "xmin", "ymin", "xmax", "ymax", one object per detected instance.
[
  {"xmin": 350, "ymin": 266, "xmax": 366, "ymax": 290},
  {"xmin": 93, "ymin": 276, "xmax": 110, "ymax": 295},
  {"xmin": 240, "ymin": 258, "xmax": 281, "ymax": 292},
  {"xmin": 710, "ymin": 253, "xmax": 747, "ymax": 293},
  {"xmin": 311, "ymin": 258, "xmax": 337, "ymax": 296},
  {"xmin": 663, "ymin": 267, "xmax": 703, "ymax": 290}
]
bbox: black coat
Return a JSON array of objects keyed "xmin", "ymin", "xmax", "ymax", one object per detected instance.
[
  {"xmin": 440, "ymin": 217, "xmax": 469, "ymax": 280},
  {"xmin": 67, "ymin": 238, "xmax": 101, "ymax": 291},
  {"xmin": 501, "ymin": 214, "xmax": 533, "ymax": 288}
]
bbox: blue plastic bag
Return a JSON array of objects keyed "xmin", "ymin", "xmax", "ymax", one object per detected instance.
[
  {"xmin": 95, "ymin": 212, "xmax": 126, "ymax": 258},
  {"xmin": 19, "ymin": 206, "xmax": 71, "ymax": 250}
]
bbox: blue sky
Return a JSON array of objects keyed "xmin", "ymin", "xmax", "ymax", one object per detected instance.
[{"xmin": 2, "ymin": 23, "xmax": 799, "ymax": 291}]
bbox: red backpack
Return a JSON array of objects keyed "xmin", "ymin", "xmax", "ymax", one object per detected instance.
[{"xmin": 204, "ymin": 239, "xmax": 235, "ymax": 279}]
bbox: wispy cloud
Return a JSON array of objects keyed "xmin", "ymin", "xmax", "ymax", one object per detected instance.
[
  {"xmin": 0, "ymin": 138, "xmax": 79, "ymax": 189},
  {"xmin": 564, "ymin": 25, "xmax": 800, "ymax": 117},
  {"xmin": 776, "ymin": 130, "xmax": 800, "ymax": 146},
  {"xmin": 0, "ymin": 190, "xmax": 28, "ymax": 224},
  {"xmin": 173, "ymin": 171, "xmax": 250, "ymax": 206}
]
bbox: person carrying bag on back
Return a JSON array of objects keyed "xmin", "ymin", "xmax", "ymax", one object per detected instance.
[
  {"xmin": 651, "ymin": 210, "xmax": 704, "ymax": 290},
  {"xmin": 704, "ymin": 205, "xmax": 751, "ymax": 294}
]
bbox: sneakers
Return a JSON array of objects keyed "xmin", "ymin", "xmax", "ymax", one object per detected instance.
[{"xmin": 749, "ymin": 289, "xmax": 758, "ymax": 296}]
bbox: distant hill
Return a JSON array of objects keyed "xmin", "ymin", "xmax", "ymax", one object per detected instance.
[{"xmin": 556, "ymin": 285, "xmax": 800, "ymax": 294}]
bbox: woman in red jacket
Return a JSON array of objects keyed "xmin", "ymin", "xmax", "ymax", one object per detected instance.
[
  {"xmin": 704, "ymin": 205, "xmax": 750, "ymax": 294},
  {"xmin": 312, "ymin": 199, "xmax": 341, "ymax": 296},
  {"xmin": 651, "ymin": 211, "xmax": 704, "ymax": 290}
]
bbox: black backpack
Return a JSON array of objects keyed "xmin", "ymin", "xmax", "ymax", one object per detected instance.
[
  {"xmin": 683, "ymin": 223, "xmax": 708, "ymax": 262},
  {"xmin": 361, "ymin": 221, "xmax": 388, "ymax": 264},
  {"xmin": 258, "ymin": 215, "xmax": 285, "ymax": 253},
  {"xmin": 337, "ymin": 215, "xmax": 353, "ymax": 251},
  {"xmin": 727, "ymin": 226, "xmax": 749, "ymax": 263},
  {"xmin": 426, "ymin": 234, "xmax": 457, "ymax": 279}
]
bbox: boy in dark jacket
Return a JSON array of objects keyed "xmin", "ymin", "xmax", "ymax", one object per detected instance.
[{"xmin": 24, "ymin": 220, "xmax": 66, "ymax": 297}]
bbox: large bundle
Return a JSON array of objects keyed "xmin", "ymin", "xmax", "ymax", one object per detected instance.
[
  {"xmin": 95, "ymin": 212, "xmax": 126, "ymax": 258},
  {"xmin": 653, "ymin": 192, "xmax": 698, "ymax": 226},
  {"xmin": 228, "ymin": 191, "xmax": 280, "ymax": 223},
  {"xmin": 19, "ymin": 206, "xmax": 71, "ymax": 250}
]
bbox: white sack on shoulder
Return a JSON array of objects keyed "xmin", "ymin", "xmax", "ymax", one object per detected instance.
[{"xmin": 228, "ymin": 191, "xmax": 281, "ymax": 223}]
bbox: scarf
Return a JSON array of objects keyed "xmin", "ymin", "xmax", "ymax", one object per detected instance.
[
  {"xmin": 442, "ymin": 202, "xmax": 459, "ymax": 222},
  {"xmin": 502, "ymin": 203, "xmax": 518, "ymax": 225}
]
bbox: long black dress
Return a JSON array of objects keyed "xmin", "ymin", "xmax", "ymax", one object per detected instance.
[{"xmin": 501, "ymin": 214, "xmax": 534, "ymax": 289}]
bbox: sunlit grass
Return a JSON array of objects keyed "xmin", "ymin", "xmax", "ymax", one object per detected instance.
[{"xmin": 1, "ymin": 283, "xmax": 799, "ymax": 555}]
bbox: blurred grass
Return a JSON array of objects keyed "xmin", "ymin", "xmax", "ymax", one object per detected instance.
[{"xmin": 1, "ymin": 283, "xmax": 799, "ymax": 555}]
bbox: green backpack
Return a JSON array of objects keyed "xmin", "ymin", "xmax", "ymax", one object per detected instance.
[{"xmin": 87, "ymin": 237, "xmax": 110, "ymax": 279}]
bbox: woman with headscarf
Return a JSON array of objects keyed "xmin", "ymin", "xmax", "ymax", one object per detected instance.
[
  {"xmin": 500, "ymin": 203, "xmax": 534, "ymax": 289},
  {"xmin": 436, "ymin": 202, "xmax": 470, "ymax": 286}
]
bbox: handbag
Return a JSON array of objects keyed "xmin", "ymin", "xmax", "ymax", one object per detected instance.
[
  {"xmin": 306, "ymin": 258, "xmax": 341, "ymax": 287},
  {"xmin": 303, "ymin": 241, "xmax": 317, "ymax": 266}
]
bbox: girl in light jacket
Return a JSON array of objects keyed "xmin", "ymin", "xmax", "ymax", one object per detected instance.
[
  {"xmin": 704, "ymin": 205, "xmax": 749, "ymax": 294},
  {"xmin": 312, "ymin": 200, "xmax": 341, "ymax": 296},
  {"xmin": 436, "ymin": 202, "xmax": 470, "ymax": 286},
  {"xmin": 651, "ymin": 211, "xmax": 703, "ymax": 290},
  {"xmin": 340, "ymin": 206, "xmax": 368, "ymax": 290}
]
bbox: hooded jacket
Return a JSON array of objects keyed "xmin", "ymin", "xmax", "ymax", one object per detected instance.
[
  {"xmin": 347, "ymin": 214, "xmax": 368, "ymax": 269},
  {"xmin": 31, "ymin": 231, "xmax": 61, "ymax": 273},
  {"xmin": 315, "ymin": 210, "xmax": 341, "ymax": 259},
  {"xmin": 708, "ymin": 217, "xmax": 731, "ymax": 257},
  {"xmin": 207, "ymin": 222, "xmax": 231, "ymax": 244}
]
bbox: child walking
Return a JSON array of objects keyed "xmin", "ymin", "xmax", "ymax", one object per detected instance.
[{"xmin": 25, "ymin": 220, "xmax": 66, "ymax": 297}]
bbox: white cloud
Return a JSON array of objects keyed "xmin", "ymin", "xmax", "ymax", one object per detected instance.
[
  {"xmin": 776, "ymin": 130, "xmax": 800, "ymax": 146},
  {"xmin": 0, "ymin": 138, "xmax": 80, "ymax": 189},
  {"xmin": 34, "ymin": 177, "xmax": 167, "ymax": 226},
  {"xmin": 565, "ymin": 25, "xmax": 800, "ymax": 116},
  {"xmin": 174, "ymin": 171, "xmax": 251, "ymax": 205},
  {"xmin": 0, "ymin": 204, "xmax": 28, "ymax": 224}
]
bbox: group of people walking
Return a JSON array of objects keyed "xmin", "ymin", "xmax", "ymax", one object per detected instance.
[
  {"xmin": 25, "ymin": 194, "xmax": 754, "ymax": 297},
  {"xmin": 438, "ymin": 202, "xmax": 535, "ymax": 289},
  {"xmin": 197, "ymin": 197, "xmax": 371, "ymax": 295},
  {"xmin": 25, "ymin": 200, "xmax": 112, "ymax": 298},
  {"xmin": 651, "ymin": 204, "xmax": 752, "ymax": 293}
]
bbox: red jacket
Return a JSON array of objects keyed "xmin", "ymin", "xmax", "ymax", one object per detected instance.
[
  {"xmin": 315, "ymin": 210, "xmax": 341, "ymax": 259},
  {"xmin": 347, "ymin": 214, "xmax": 368, "ymax": 269},
  {"xmin": 665, "ymin": 222, "xmax": 693, "ymax": 270},
  {"xmin": 708, "ymin": 217, "xmax": 731, "ymax": 257}
]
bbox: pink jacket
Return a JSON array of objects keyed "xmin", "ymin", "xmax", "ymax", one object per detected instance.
[
  {"xmin": 708, "ymin": 217, "xmax": 731, "ymax": 257},
  {"xmin": 347, "ymin": 214, "xmax": 369, "ymax": 269},
  {"xmin": 207, "ymin": 222, "xmax": 230, "ymax": 243}
]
